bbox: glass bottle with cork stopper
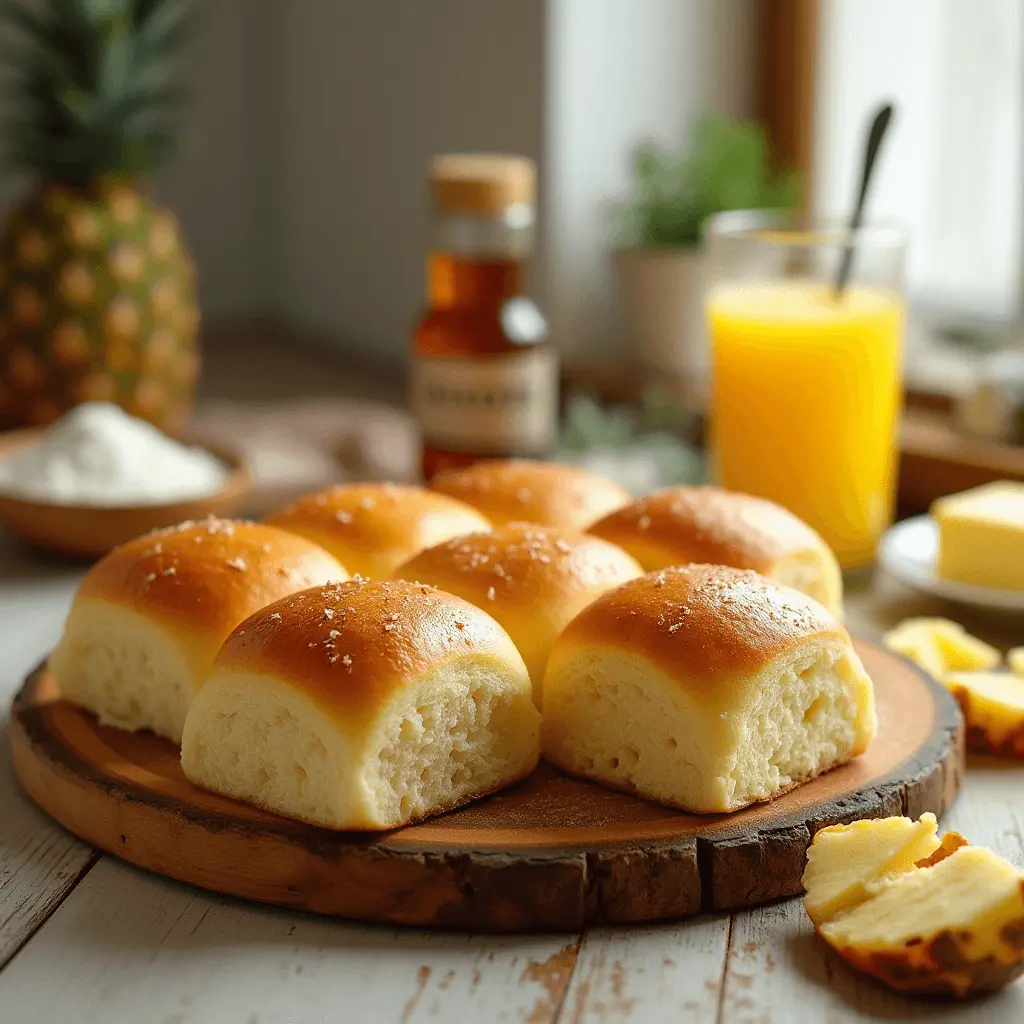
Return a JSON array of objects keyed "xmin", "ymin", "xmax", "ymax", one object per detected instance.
[{"xmin": 411, "ymin": 153, "xmax": 558, "ymax": 481}]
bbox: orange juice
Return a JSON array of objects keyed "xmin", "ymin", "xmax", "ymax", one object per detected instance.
[{"xmin": 708, "ymin": 280, "xmax": 904, "ymax": 568}]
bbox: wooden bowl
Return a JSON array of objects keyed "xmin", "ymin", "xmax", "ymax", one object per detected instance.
[{"xmin": 0, "ymin": 429, "xmax": 251, "ymax": 558}]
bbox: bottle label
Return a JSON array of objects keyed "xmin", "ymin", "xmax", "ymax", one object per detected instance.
[{"xmin": 411, "ymin": 348, "xmax": 559, "ymax": 455}]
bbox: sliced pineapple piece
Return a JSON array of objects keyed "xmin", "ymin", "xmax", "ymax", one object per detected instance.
[
  {"xmin": 1009, "ymin": 647, "xmax": 1024, "ymax": 678},
  {"xmin": 883, "ymin": 629, "xmax": 945, "ymax": 678},
  {"xmin": 946, "ymin": 671, "xmax": 1024, "ymax": 757},
  {"xmin": 818, "ymin": 845, "xmax": 1024, "ymax": 998},
  {"xmin": 883, "ymin": 618, "xmax": 1000, "ymax": 679},
  {"xmin": 802, "ymin": 813, "xmax": 940, "ymax": 927}
]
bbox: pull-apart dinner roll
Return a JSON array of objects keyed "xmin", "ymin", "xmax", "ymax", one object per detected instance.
[
  {"xmin": 265, "ymin": 483, "xmax": 491, "ymax": 578},
  {"xmin": 589, "ymin": 485, "xmax": 843, "ymax": 616},
  {"xmin": 49, "ymin": 519, "xmax": 347, "ymax": 743},
  {"xmin": 541, "ymin": 564, "xmax": 876, "ymax": 813},
  {"xmin": 391, "ymin": 523, "xmax": 643, "ymax": 703},
  {"xmin": 180, "ymin": 579, "xmax": 540, "ymax": 830},
  {"xmin": 429, "ymin": 459, "xmax": 630, "ymax": 532}
]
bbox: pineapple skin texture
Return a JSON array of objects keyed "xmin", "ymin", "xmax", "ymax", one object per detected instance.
[
  {"xmin": 0, "ymin": 180, "xmax": 199, "ymax": 432},
  {"xmin": 825, "ymin": 880, "xmax": 1024, "ymax": 998},
  {"xmin": 805, "ymin": 817, "xmax": 1024, "ymax": 998},
  {"xmin": 945, "ymin": 672, "xmax": 1024, "ymax": 758}
]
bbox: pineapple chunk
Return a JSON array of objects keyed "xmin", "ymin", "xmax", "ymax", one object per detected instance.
[
  {"xmin": 820, "ymin": 847, "xmax": 1024, "ymax": 998},
  {"xmin": 805, "ymin": 817, "xmax": 1024, "ymax": 998},
  {"xmin": 1009, "ymin": 647, "xmax": 1024, "ymax": 677},
  {"xmin": 945, "ymin": 671, "xmax": 1024, "ymax": 757},
  {"xmin": 802, "ymin": 813, "xmax": 940, "ymax": 926},
  {"xmin": 883, "ymin": 618, "xmax": 1000, "ymax": 679}
]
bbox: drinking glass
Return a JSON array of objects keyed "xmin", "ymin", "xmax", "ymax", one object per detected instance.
[{"xmin": 704, "ymin": 211, "xmax": 907, "ymax": 570}]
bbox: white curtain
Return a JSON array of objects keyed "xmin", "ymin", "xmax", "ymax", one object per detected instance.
[{"xmin": 814, "ymin": 0, "xmax": 1024, "ymax": 321}]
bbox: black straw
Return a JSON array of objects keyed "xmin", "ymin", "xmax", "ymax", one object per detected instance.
[{"xmin": 834, "ymin": 103, "xmax": 895, "ymax": 297}]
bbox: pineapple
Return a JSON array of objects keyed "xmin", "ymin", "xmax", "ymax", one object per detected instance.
[
  {"xmin": 804, "ymin": 816, "xmax": 1024, "ymax": 998},
  {"xmin": 883, "ymin": 617, "xmax": 1001, "ymax": 680},
  {"xmin": 0, "ymin": 0, "xmax": 199, "ymax": 432}
]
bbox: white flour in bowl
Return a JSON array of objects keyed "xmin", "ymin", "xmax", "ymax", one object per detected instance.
[{"xmin": 0, "ymin": 403, "xmax": 228, "ymax": 506}]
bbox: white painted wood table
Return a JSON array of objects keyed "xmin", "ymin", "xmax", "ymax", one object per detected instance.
[{"xmin": 0, "ymin": 538, "xmax": 1022, "ymax": 1024}]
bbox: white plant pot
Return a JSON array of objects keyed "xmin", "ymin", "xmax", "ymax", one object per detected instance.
[{"xmin": 614, "ymin": 247, "xmax": 706, "ymax": 381}]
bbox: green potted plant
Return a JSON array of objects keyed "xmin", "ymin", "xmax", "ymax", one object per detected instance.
[{"xmin": 611, "ymin": 115, "xmax": 801, "ymax": 383}]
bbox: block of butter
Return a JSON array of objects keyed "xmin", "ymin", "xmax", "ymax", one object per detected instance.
[{"xmin": 932, "ymin": 482, "xmax": 1024, "ymax": 591}]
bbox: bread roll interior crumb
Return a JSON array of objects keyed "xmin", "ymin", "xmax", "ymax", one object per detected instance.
[
  {"xmin": 180, "ymin": 579, "xmax": 540, "ymax": 830},
  {"xmin": 183, "ymin": 662, "xmax": 534, "ymax": 829},
  {"xmin": 50, "ymin": 518, "xmax": 348, "ymax": 744},
  {"xmin": 544, "ymin": 638, "xmax": 868, "ymax": 812},
  {"xmin": 50, "ymin": 604, "xmax": 193, "ymax": 741},
  {"xmin": 541, "ymin": 565, "xmax": 875, "ymax": 813}
]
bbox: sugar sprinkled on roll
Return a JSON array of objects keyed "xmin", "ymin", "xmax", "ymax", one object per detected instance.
[
  {"xmin": 49, "ymin": 518, "xmax": 348, "ymax": 743},
  {"xmin": 180, "ymin": 578, "xmax": 540, "ymax": 830},
  {"xmin": 541, "ymin": 564, "xmax": 875, "ymax": 813},
  {"xmin": 589, "ymin": 485, "xmax": 843, "ymax": 615},
  {"xmin": 429, "ymin": 459, "xmax": 630, "ymax": 532},
  {"xmin": 392, "ymin": 522, "xmax": 643, "ymax": 703},
  {"xmin": 265, "ymin": 482, "xmax": 491, "ymax": 578}
]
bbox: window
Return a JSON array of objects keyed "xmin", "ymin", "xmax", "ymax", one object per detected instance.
[{"xmin": 813, "ymin": 0, "xmax": 1024, "ymax": 323}]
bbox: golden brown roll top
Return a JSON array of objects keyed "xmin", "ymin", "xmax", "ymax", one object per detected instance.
[
  {"xmin": 542, "ymin": 564, "xmax": 876, "ymax": 813},
  {"xmin": 182, "ymin": 579, "xmax": 540, "ymax": 830},
  {"xmin": 391, "ymin": 522, "xmax": 643, "ymax": 701},
  {"xmin": 213, "ymin": 578, "xmax": 526, "ymax": 725},
  {"xmin": 264, "ymin": 482, "xmax": 491, "ymax": 578},
  {"xmin": 429, "ymin": 459, "xmax": 630, "ymax": 532},
  {"xmin": 556, "ymin": 564, "xmax": 847, "ymax": 700},
  {"xmin": 51, "ymin": 518, "xmax": 348, "ymax": 742},
  {"xmin": 589, "ymin": 485, "xmax": 843, "ymax": 615},
  {"xmin": 73, "ymin": 518, "xmax": 349, "ymax": 674}
]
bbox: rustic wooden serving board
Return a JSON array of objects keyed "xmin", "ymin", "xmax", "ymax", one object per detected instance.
[{"xmin": 10, "ymin": 639, "xmax": 963, "ymax": 932}]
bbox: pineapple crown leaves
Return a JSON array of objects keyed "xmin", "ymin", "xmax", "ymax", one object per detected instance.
[{"xmin": 1, "ymin": 0, "xmax": 191, "ymax": 184}]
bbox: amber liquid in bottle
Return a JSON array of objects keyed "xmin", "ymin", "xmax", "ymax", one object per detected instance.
[
  {"xmin": 415, "ymin": 251, "xmax": 537, "ymax": 480},
  {"xmin": 411, "ymin": 154, "xmax": 556, "ymax": 480}
]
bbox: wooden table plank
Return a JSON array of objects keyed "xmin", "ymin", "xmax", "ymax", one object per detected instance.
[
  {"xmin": 0, "ymin": 723, "xmax": 98, "ymax": 970},
  {"xmin": 558, "ymin": 916, "xmax": 730, "ymax": 1023},
  {"xmin": 0, "ymin": 552, "xmax": 94, "ymax": 969},
  {"xmin": 719, "ymin": 757, "xmax": 1024, "ymax": 1023},
  {"xmin": 0, "ymin": 856, "xmax": 580, "ymax": 1024},
  {"xmin": 944, "ymin": 758, "xmax": 1024, "ymax": 861}
]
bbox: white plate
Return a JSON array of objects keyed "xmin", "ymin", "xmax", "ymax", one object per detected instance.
[{"xmin": 878, "ymin": 515, "xmax": 1024, "ymax": 613}]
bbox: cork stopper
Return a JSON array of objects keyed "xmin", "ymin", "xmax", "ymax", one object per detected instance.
[{"xmin": 431, "ymin": 154, "xmax": 536, "ymax": 214}]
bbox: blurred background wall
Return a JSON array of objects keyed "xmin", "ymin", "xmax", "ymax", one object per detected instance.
[
  {"xmin": 545, "ymin": 0, "xmax": 754, "ymax": 359},
  {"xmin": 0, "ymin": 0, "xmax": 755, "ymax": 368},
  {"xmin": 268, "ymin": 0, "xmax": 547, "ymax": 366},
  {"xmin": 157, "ymin": 0, "xmax": 269, "ymax": 322}
]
